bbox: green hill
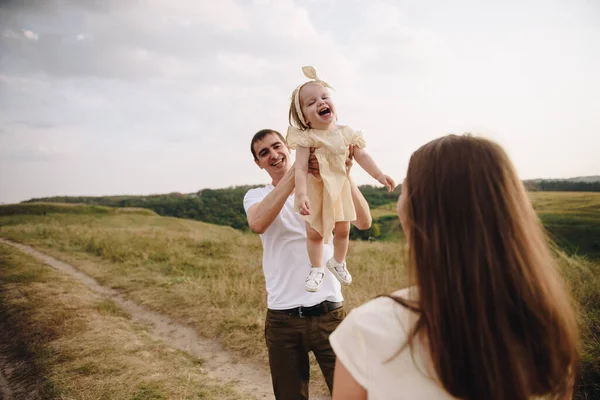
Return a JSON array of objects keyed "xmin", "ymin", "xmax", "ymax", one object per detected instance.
[
  {"xmin": 14, "ymin": 187, "xmax": 600, "ymax": 260},
  {"xmin": 22, "ymin": 185, "xmax": 400, "ymax": 231}
]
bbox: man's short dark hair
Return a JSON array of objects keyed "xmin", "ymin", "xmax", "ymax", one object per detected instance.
[{"xmin": 251, "ymin": 129, "xmax": 286, "ymax": 160}]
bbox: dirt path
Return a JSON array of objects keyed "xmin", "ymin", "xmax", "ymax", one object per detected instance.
[
  {"xmin": 0, "ymin": 360, "xmax": 12, "ymax": 400},
  {"xmin": 0, "ymin": 239, "xmax": 291, "ymax": 400},
  {"xmin": 0, "ymin": 340, "xmax": 43, "ymax": 400}
]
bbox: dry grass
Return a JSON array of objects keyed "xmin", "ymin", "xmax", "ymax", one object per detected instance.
[
  {"xmin": 555, "ymin": 251, "xmax": 600, "ymax": 396},
  {"xmin": 369, "ymin": 202, "xmax": 397, "ymax": 219},
  {"xmin": 528, "ymin": 191, "xmax": 600, "ymax": 216},
  {"xmin": 0, "ymin": 199, "xmax": 598, "ymax": 398},
  {"xmin": 0, "ymin": 212, "xmax": 406, "ymax": 396},
  {"xmin": 0, "ymin": 202, "xmax": 157, "ymax": 217},
  {"xmin": 0, "ymin": 213, "xmax": 408, "ymax": 351},
  {"xmin": 0, "ymin": 244, "xmax": 245, "ymax": 399},
  {"xmin": 370, "ymin": 191, "xmax": 600, "ymax": 220}
]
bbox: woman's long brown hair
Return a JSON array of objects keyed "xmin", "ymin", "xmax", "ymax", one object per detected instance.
[{"xmin": 395, "ymin": 134, "xmax": 579, "ymax": 400}]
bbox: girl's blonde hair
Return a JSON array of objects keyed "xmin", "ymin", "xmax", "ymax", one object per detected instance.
[
  {"xmin": 288, "ymin": 66, "xmax": 333, "ymax": 130},
  {"xmin": 288, "ymin": 82, "xmax": 311, "ymax": 130}
]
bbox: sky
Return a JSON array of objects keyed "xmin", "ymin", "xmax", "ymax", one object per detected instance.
[{"xmin": 1, "ymin": 0, "xmax": 599, "ymax": 204}]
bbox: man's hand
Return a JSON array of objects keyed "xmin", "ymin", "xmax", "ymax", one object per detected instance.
[
  {"xmin": 308, "ymin": 147, "xmax": 320, "ymax": 176},
  {"xmin": 296, "ymin": 194, "xmax": 311, "ymax": 215},
  {"xmin": 377, "ymin": 174, "xmax": 396, "ymax": 192},
  {"xmin": 345, "ymin": 144, "xmax": 355, "ymax": 177}
]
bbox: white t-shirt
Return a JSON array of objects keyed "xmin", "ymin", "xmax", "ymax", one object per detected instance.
[
  {"xmin": 243, "ymin": 184, "xmax": 343, "ymax": 310},
  {"xmin": 329, "ymin": 287, "xmax": 458, "ymax": 400}
]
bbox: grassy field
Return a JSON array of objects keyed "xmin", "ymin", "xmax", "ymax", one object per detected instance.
[
  {"xmin": 0, "ymin": 205, "xmax": 404, "ymax": 397},
  {"xmin": 0, "ymin": 202, "xmax": 158, "ymax": 217},
  {"xmin": 0, "ymin": 244, "xmax": 242, "ymax": 399},
  {"xmin": 531, "ymin": 192, "xmax": 600, "ymax": 259},
  {"xmin": 370, "ymin": 191, "xmax": 600, "ymax": 216},
  {"xmin": 370, "ymin": 192, "xmax": 600, "ymax": 258},
  {"xmin": 0, "ymin": 198, "xmax": 598, "ymax": 398}
]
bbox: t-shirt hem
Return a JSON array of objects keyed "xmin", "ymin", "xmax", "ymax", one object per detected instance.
[{"xmin": 267, "ymin": 296, "xmax": 344, "ymax": 310}]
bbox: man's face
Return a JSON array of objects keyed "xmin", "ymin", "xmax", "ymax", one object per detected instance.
[{"xmin": 253, "ymin": 133, "xmax": 291, "ymax": 176}]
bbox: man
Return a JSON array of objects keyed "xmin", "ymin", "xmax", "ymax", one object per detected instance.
[{"xmin": 243, "ymin": 129, "xmax": 372, "ymax": 400}]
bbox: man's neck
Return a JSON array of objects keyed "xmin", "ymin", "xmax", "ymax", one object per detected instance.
[{"xmin": 270, "ymin": 165, "xmax": 291, "ymax": 187}]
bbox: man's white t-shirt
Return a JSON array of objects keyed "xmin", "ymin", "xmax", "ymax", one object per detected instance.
[
  {"xmin": 243, "ymin": 184, "xmax": 344, "ymax": 310},
  {"xmin": 330, "ymin": 287, "xmax": 459, "ymax": 400}
]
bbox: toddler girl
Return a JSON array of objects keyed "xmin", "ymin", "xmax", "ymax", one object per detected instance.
[{"xmin": 287, "ymin": 66, "xmax": 395, "ymax": 292}]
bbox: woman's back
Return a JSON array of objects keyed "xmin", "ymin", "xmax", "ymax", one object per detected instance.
[
  {"xmin": 331, "ymin": 287, "xmax": 559, "ymax": 399},
  {"xmin": 331, "ymin": 134, "xmax": 579, "ymax": 400}
]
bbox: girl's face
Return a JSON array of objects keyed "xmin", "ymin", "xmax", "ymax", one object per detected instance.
[{"xmin": 299, "ymin": 82, "xmax": 336, "ymax": 130}]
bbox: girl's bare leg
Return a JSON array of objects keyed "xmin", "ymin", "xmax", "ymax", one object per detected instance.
[
  {"xmin": 305, "ymin": 223, "xmax": 325, "ymax": 292},
  {"xmin": 333, "ymin": 221, "xmax": 350, "ymax": 263},
  {"xmin": 306, "ymin": 223, "xmax": 324, "ymax": 267},
  {"xmin": 327, "ymin": 221, "xmax": 353, "ymax": 285}
]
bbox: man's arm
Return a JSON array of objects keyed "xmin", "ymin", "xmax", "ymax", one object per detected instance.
[
  {"xmin": 247, "ymin": 149, "xmax": 320, "ymax": 234},
  {"xmin": 246, "ymin": 165, "xmax": 295, "ymax": 234},
  {"xmin": 346, "ymin": 145, "xmax": 372, "ymax": 230},
  {"xmin": 349, "ymin": 175, "xmax": 372, "ymax": 230}
]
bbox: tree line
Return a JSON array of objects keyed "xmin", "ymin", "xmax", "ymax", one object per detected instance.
[
  {"xmin": 24, "ymin": 185, "xmax": 400, "ymax": 232},
  {"xmin": 524, "ymin": 180, "xmax": 600, "ymax": 192},
  {"xmin": 23, "ymin": 180, "xmax": 598, "ymax": 241}
]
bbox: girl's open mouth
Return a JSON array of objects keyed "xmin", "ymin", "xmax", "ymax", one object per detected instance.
[{"xmin": 318, "ymin": 107, "xmax": 331, "ymax": 116}]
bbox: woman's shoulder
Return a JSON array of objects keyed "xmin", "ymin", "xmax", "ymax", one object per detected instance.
[
  {"xmin": 346, "ymin": 287, "xmax": 417, "ymax": 338},
  {"xmin": 356, "ymin": 286, "xmax": 414, "ymax": 310},
  {"xmin": 329, "ymin": 287, "xmax": 418, "ymax": 371}
]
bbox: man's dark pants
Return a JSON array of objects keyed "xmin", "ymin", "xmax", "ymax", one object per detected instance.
[{"xmin": 265, "ymin": 302, "xmax": 346, "ymax": 400}]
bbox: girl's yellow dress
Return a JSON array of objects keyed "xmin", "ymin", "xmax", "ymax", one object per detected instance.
[{"xmin": 287, "ymin": 125, "xmax": 366, "ymax": 243}]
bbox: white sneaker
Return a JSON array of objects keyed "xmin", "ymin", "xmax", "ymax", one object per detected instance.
[
  {"xmin": 326, "ymin": 258, "xmax": 352, "ymax": 286},
  {"xmin": 305, "ymin": 268, "xmax": 325, "ymax": 292}
]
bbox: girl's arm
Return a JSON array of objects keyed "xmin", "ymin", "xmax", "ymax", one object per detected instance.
[
  {"xmin": 353, "ymin": 147, "xmax": 396, "ymax": 192},
  {"xmin": 332, "ymin": 358, "xmax": 368, "ymax": 400},
  {"xmin": 295, "ymin": 145, "xmax": 311, "ymax": 215}
]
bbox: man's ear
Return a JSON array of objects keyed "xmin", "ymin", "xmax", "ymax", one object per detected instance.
[{"xmin": 254, "ymin": 159, "xmax": 263, "ymax": 169}]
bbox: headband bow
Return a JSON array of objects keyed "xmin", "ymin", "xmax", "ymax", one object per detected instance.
[{"xmin": 293, "ymin": 66, "xmax": 332, "ymax": 128}]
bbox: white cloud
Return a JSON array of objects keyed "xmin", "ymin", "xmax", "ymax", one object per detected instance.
[
  {"xmin": 22, "ymin": 29, "xmax": 39, "ymax": 41},
  {"xmin": 0, "ymin": 0, "xmax": 598, "ymax": 203}
]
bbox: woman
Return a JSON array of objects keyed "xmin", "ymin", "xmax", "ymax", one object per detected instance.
[{"xmin": 330, "ymin": 134, "xmax": 579, "ymax": 400}]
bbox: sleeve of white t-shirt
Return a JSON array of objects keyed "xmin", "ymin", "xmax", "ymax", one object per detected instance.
[
  {"xmin": 243, "ymin": 188, "xmax": 265, "ymax": 214},
  {"xmin": 329, "ymin": 291, "xmax": 413, "ymax": 392},
  {"xmin": 329, "ymin": 306, "xmax": 370, "ymax": 389}
]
